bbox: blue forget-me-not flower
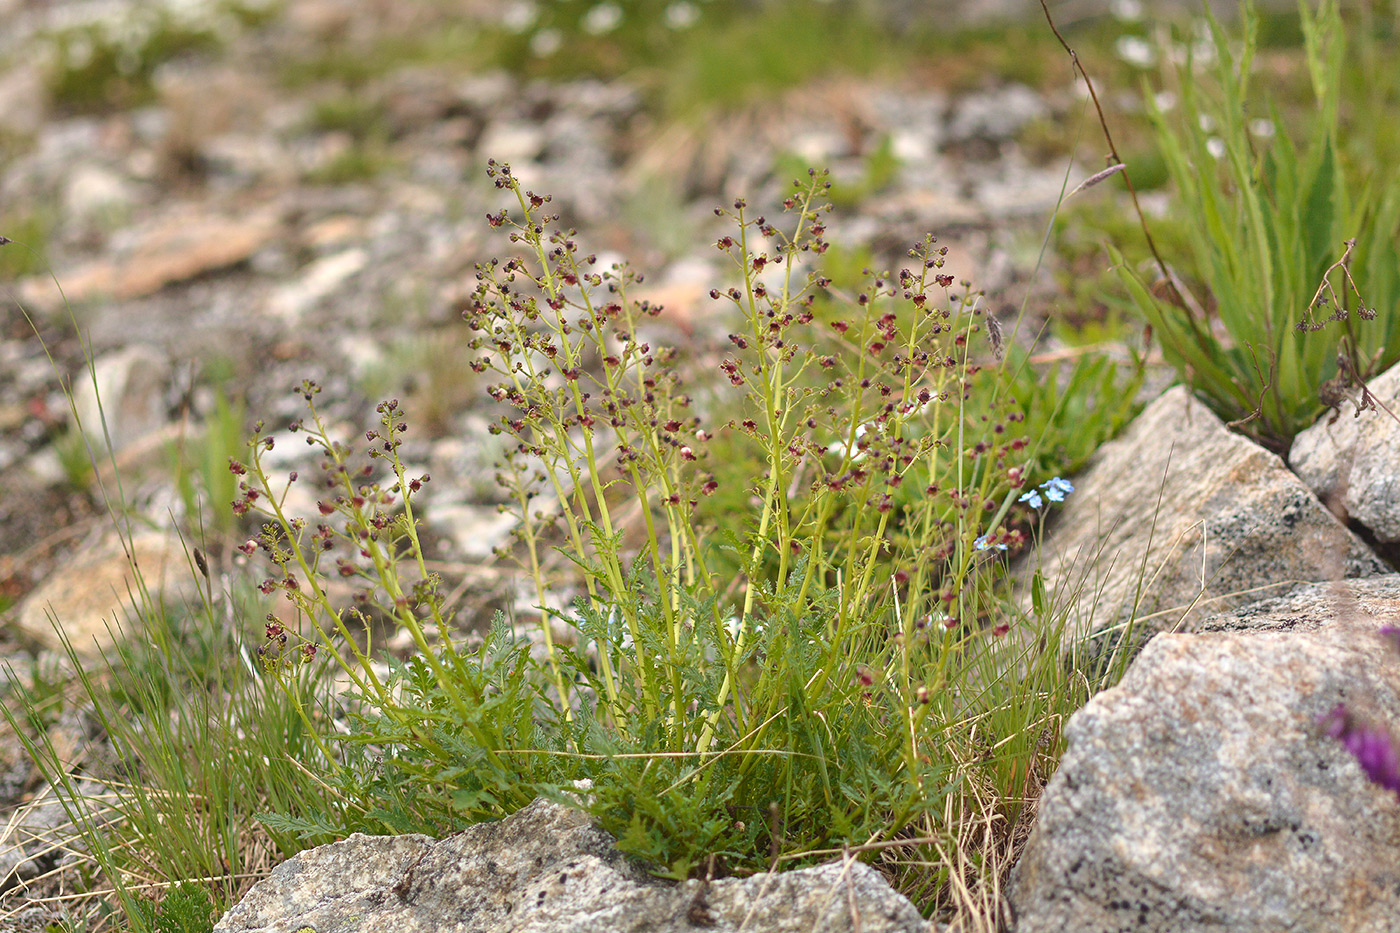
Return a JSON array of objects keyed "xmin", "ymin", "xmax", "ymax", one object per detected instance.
[
  {"xmin": 978, "ymin": 477, "xmax": 1075, "ymax": 553},
  {"xmin": 1019, "ymin": 476, "xmax": 1075, "ymax": 509}
]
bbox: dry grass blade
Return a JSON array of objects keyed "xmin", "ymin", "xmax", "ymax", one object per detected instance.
[{"xmin": 0, "ymin": 783, "xmax": 118, "ymax": 927}]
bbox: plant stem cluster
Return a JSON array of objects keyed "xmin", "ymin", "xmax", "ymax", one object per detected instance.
[{"xmin": 224, "ymin": 163, "xmax": 1078, "ymax": 883}]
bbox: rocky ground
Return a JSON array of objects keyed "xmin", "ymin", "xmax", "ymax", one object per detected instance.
[
  {"xmin": 0, "ymin": 0, "xmax": 1129, "ymax": 646},
  {"xmin": 0, "ymin": 0, "xmax": 1168, "ymax": 926}
]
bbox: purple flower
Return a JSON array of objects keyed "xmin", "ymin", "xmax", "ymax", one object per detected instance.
[
  {"xmin": 1380, "ymin": 625, "xmax": 1400, "ymax": 652},
  {"xmin": 1319, "ymin": 704, "xmax": 1400, "ymax": 798}
]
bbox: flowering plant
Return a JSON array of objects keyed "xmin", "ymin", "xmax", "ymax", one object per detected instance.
[{"xmin": 221, "ymin": 164, "xmax": 1102, "ymax": 887}]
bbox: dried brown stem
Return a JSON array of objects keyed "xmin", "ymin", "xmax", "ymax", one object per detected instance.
[{"xmin": 1038, "ymin": 0, "xmax": 1177, "ymax": 305}]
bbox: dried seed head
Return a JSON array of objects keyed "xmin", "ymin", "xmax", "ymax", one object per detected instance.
[{"xmin": 986, "ymin": 315, "xmax": 1004, "ymax": 360}]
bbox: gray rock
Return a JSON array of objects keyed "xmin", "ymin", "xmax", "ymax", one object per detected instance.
[
  {"xmin": 964, "ymin": 153, "xmax": 1074, "ymax": 219},
  {"xmin": 869, "ymin": 88, "xmax": 946, "ymax": 164},
  {"xmin": 1015, "ymin": 386, "xmax": 1386, "ymax": 644},
  {"xmin": 214, "ymin": 798, "xmax": 934, "ymax": 933},
  {"xmin": 265, "ymin": 248, "xmax": 368, "ymax": 323},
  {"xmin": 1, "ymin": 905, "xmax": 73, "ymax": 932},
  {"xmin": 0, "ymin": 63, "xmax": 46, "ymax": 137},
  {"xmin": 1009, "ymin": 577, "xmax": 1400, "ymax": 932},
  {"xmin": 1191, "ymin": 575, "xmax": 1400, "ymax": 635},
  {"xmin": 944, "ymin": 84, "xmax": 1047, "ymax": 144},
  {"xmin": 1290, "ymin": 361, "xmax": 1400, "ymax": 543},
  {"xmin": 426, "ymin": 502, "xmax": 516, "ymax": 559},
  {"xmin": 0, "ymin": 778, "xmax": 111, "ymax": 892},
  {"xmin": 71, "ymin": 345, "xmax": 171, "ymax": 453},
  {"xmin": 476, "ymin": 121, "xmax": 546, "ymax": 167},
  {"xmin": 16, "ymin": 531, "xmax": 197, "ymax": 658},
  {"xmin": 62, "ymin": 163, "xmax": 136, "ymax": 227}
]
